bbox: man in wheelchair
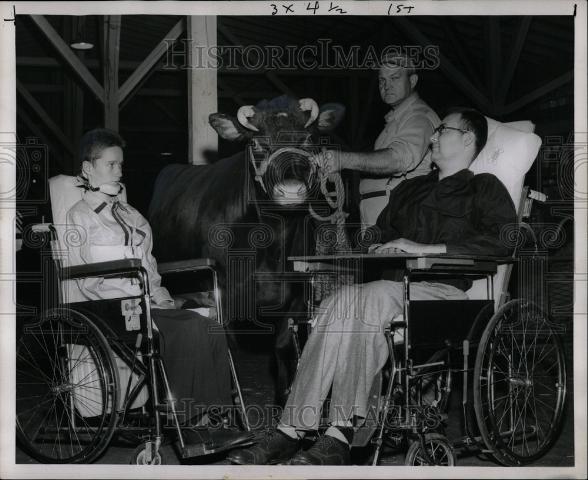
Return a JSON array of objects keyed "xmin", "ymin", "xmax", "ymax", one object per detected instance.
[
  {"xmin": 228, "ymin": 107, "xmax": 518, "ymax": 465},
  {"xmin": 65, "ymin": 128, "xmax": 234, "ymax": 427}
]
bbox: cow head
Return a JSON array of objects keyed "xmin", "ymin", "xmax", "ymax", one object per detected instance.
[{"xmin": 209, "ymin": 95, "xmax": 345, "ymax": 206}]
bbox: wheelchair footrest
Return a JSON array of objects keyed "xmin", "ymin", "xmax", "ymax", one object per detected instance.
[{"xmin": 177, "ymin": 428, "xmax": 255, "ymax": 458}]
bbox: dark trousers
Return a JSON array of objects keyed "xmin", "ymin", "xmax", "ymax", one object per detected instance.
[{"xmin": 152, "ymin": 309, "xmax": 232, "ymax": 421}]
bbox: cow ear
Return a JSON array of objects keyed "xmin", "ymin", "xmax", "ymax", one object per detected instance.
[
  {"xmin": 209, "ymin": 113, "xmax": 248, "ymax": 141},
  {"xmin": 316, "ymin": 103, "xmax": 345, "ymax": 132}
]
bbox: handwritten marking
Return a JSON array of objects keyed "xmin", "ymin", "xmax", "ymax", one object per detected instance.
[
  {"xmin": 387, "ymin": 3, "xmax": 415, "ymax": 15},
  {"xmin": 328, "ymin": 2, "xmax": 347, "ymax": 14}
]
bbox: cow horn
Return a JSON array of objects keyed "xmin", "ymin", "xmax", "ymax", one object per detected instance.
[
  {"xmin": 237, "ymin": 105, "xmax": 259, "ymax": 132},
  {"xmin": 299, "ymin": 98, "xmax": 320, "ymax": 127}
]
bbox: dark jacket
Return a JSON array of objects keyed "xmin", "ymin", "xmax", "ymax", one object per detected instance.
[{"xmin": 367, "ymin": 168, "xmax": 517, "ymax": 289}]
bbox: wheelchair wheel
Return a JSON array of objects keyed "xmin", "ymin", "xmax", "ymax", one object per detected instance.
[
  {"xmin": 473, "ymin": 299, "xmax": 567, "ymax": 466},
  {"xmin": 404, "ymin": 433, "xmax": 456, "ymax": 466},
  {"xmin": 130, "ymin": 441, "xmax": 167, "ymax": 465},
  {"xmin": 16, "ymin": 308, "xmax": 119, "ymax": 463}
]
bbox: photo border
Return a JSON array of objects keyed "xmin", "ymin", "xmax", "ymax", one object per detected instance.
[{"xmin": 1, "ymin": 1, "xmax": 586, "ymax": 479}]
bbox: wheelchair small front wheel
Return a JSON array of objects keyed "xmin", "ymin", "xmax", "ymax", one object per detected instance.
[
  {"xmin": 404, "ymin": 433, "xmax": 456, "ymax": 466},
  {"xmin": 130, "ymin": 442, "xmax": 167, "ymax": 465}
]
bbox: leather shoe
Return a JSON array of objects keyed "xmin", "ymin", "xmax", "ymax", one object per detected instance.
[
  {"xmin": 179, "ymin": 427, "xmax": 255, "ymax": 458},
  {"xmin": 289, "ymin": 434, "xmax": 350, "ymax": 465},
  {"xmin": 227, "ymin": 429, "xmax": 300, "ymax": 465}
]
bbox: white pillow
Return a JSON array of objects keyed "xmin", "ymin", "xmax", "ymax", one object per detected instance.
[
  {"xmin": 469, "ymin": 118, "xmax": 541, "ymax": 206},
  {"xmin": 466, "ymin": 118, "xmax": 541, "ymax": 306}
]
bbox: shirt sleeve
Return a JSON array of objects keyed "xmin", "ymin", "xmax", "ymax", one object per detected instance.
[
  {"xmin": 377, "ymin": 114, "xmax": 436, "ymax": 174},
  {"xmin": 446, "ymin": 174, "xmax": 518, "ymax": 256}
]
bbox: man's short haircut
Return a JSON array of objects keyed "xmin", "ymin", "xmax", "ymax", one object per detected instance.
[
  {"xmin": 379, "ymin": 50, "xmax": 417, "ymax": 76},
  {"xmin": 79, "ymin": 128, "xmax": 126, "ymax": 171},
  {"xmin": 446, "ymin": 107, "xmax": 488, "ymax": 160}
]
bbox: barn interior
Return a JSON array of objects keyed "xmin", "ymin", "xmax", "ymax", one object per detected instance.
[{"xmin": 12, "ymin": 12, "xmax": 577, "ymax": 467}]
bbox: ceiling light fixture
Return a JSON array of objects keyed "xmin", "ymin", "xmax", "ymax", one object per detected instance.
[
  {"xmin": 70, "ymin": 17, "xmax": 94, "ymax": 50},
  {"xmin": 70, "ymin": 38, "xmax": 94, "ymax": 50}
]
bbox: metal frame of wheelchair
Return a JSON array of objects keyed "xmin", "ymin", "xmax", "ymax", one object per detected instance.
[
  {"xmin": 289, "ymin": 187, "xmax": 568, "ymax": 467},
  {"xmin": 15, "ymin": 223, "xmax": 252, "ymax": 464}
]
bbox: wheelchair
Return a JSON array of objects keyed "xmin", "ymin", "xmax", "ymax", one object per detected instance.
[
  {"xmin": 15, "ymin": 175, "xmax": 253, "ymax": 464},
  {"xmin": 288, "ymin": 118, "xmax": 569, "ymax": 467}
]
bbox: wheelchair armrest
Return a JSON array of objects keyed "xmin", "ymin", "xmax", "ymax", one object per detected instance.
[
  {"xmin": 157, "ymin": 258, "xmax": 216, "ymax": 275},
  {"xmin": 31, "ymin": 223, "xmax": 53, "ymax": 233},
  {"xmin": 61, "ymin": 258, "xmax": 143, "ymax": 280},
  {"xmin": 406, "ymin": 255, "xmax": 513, "ymax": 275}
]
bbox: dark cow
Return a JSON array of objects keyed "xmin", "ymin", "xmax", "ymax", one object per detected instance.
[{"xmin": 148, "ymin": 95, "xmax": 346, "ymax": 405}]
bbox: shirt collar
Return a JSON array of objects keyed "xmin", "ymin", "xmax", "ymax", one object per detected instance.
[
  {"xmin": 384, "ymin": 92, "xmax": 420, "ymax": 123},
  {"xmin": 83, "ymin": 189, "xmax": 118, "ymax": 210},
  {"xmin": 436, "ymin": 168, "xmax": 474, "ymax": 184}
]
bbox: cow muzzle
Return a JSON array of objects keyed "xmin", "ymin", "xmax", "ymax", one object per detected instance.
[{"xmin": 250, "ymin": 146, "xmax": 319, "ymax": 206}]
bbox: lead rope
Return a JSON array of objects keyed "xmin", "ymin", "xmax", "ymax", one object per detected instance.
[{"xmin": 308, "ymin": 157, "xmax": 353, "ymax": 302}]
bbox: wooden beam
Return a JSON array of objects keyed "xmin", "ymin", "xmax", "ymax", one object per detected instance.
[
  {"xmin": 394, "ymin": 18, "xmax": 490, "ymax": 112},
  {"xmin": 440, "ymin": 19, "xmax": 484, "ymax": 90},
  {"xmin": 502, "ymin": 71, "xmax": 573, "ymax": 115},
  {"xmin": 118, "ymin": 19, "xmax": 184, "ymax": 105},
  {"xmin": 498, "ymin": 17, "xmax": 532, "ymax": 105},
  {"xmin": 29, "ymin": 15, "xmax": 104, "ymax": 102},
  {"xmin": 103, "ymin": 15, "xmax": 121, "ymax": 130},
  {"xmin": 217, "ymin": 24, "xmax": 297, "ymax": 98},
  {"xmin": 25, "ymin": 84, "xmax": 64, "ymax": 93},
  {"xmin": 16, "ymin": 56, "xmax": 374, "ymax": 77},
  {"xmin": 16, "ymin": 79, "xmax": 75, "ymax": 155},
  {"xmin": 187, "ymin": 16, "xmax": 217, "ymax": 164}
]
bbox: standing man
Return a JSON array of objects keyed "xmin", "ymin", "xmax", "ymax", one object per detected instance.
[{"xmin": 316, "ymin": 52, "xmax": 440, "ymax": 233}]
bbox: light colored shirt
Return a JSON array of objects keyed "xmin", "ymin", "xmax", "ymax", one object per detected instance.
[
  {"xmin": 65, "ymin": 190, "xmax": 173, "ymax": 307},
  {"xmin": 359, "ymin": 92, "xmax": 440, "ymax": 196}
]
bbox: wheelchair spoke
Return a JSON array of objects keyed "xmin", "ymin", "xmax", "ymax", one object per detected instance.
[
  {"xmin": 17, "ymin": 339, "xmax": 54, "ymax": 385},
  {"xmin": 17, "ymin": 395, "xmax": 56, "ymax": 434},
  {"xmin": 59, "ymin": 394, "xmax": 86, "ymax": 456},
  {"xmin": 17, "ymin": 312, "xmax": 119, "ymax": 463},
  {"xmin": 45, "ymin": 319, "xmax": 66, "ymax": 384},
  {"xmin": 474, "ymin": 300, "xmax": 567, "ymax": 465},
  {"xmin": 66, "ymin": 347, "xmax": 93, "ymax": 376}
]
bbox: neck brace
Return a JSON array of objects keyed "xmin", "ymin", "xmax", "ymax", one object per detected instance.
[{"xmin": 77, "ymin": 175, "xmax": 122, "ymax": 197}]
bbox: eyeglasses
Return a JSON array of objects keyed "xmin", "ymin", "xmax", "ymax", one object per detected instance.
[{"xmin": 433, "ymin": 124, "xmax": 471, "ymax": 136}]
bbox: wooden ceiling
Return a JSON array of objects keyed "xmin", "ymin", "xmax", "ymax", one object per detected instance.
[{"xmin": 14, "ymin": 14, "xmax": 575, "ymax": 210}]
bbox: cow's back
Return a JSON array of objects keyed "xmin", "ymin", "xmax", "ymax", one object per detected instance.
[{"xmin": 148, "ymin": 153, "xmax": 252, "ymax": 261}]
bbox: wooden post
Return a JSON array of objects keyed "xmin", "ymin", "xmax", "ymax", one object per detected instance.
[
  {"xmin": 187, "ymin": 16, "xmax": 218, "ymax": 165},
  {"xmin": 103, "ymin": 15, "xmax": 121, "ymax": 130}
]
